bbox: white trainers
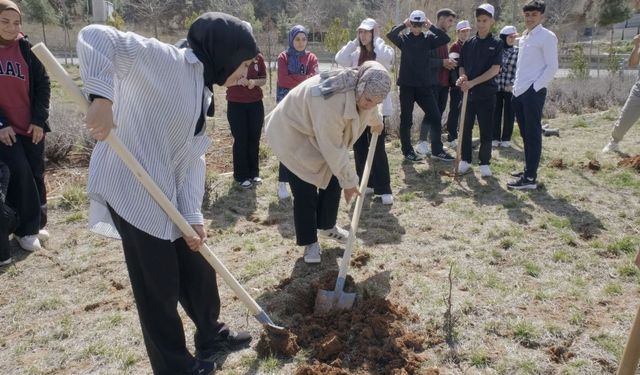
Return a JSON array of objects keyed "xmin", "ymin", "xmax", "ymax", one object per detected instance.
[
  {"xmin": 38, "ymin": 229, "xmax": 50, "ymax": 242},
  {"xmin": 492, "ymin": 140, "xmax": 500, "ymax": 147},
  {"xmin": 15, "ymin": 235, "xmax": 42, "ymax": 252},
  {"xmin": 252, "ymin": 177, "xmax": 262, "ymax": 184},
  {"xmin": 602, "ymin": 141, "xmax": 620, "ymax": 153},
  {"xmin": 457, "ymin": 160, "xmax": 471, "ymax": 175},
  {"xmin": 277, "ymin": 182, "xmax": 290, "ymax": 199},
  {"xmin": 239, "ymin": 180, "xmax": 252, "ymax": 189},
  {"xmin": 380, "ymin": 194, "xmax": 394, "ymax": 205},
  {"xmin": 479, "ymin": 164, "xmax": 492, "ymax": 177},
  {"xmin": 0, "ymin": 258, "xmax": 12, "ymax": 266},
  {"xmin": 415, "ymin": 141, "xmax": 431, "ymax": 156},
  {"xmin": 303, "ymin": 242, "xmax": 322, "ymax": 264},
  {"xmin": 449, "ymin": 139, "xmax": 457, "ymax": 149},
  {"xmin": 318, "ymin": 225, "xmax": 350, "ymax": 244},
  {"xmin": 500, "ymin": 141, "xmax": 511, "ymax": 148},
  {"xmin": 364, "ymin": 187, "xmax": 374, "ymax": 195}
]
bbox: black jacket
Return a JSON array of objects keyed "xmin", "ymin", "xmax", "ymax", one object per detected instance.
[
  {"xmin": 386, "ymin": 24, "xmax": 450, "ymax": 87},
  {"xmin": 0, "ymin": 36, "xmax": 51, "ymax": 132}
]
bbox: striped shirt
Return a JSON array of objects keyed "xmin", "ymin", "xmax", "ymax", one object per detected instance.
[{"xmin": 77, "ymin": 25, "xmax": 211, "ymax": 241}]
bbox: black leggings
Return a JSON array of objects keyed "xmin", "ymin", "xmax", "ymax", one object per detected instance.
[{"xmin": 226, "ymin": 100, "xmax": 264, "ymax": 182}]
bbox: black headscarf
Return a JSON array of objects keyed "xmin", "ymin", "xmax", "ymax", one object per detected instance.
[{"xmin": 188, "ymin": 12, "xmax": 258, "ymax": 88}]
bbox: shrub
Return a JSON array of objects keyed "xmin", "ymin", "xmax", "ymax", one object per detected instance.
[
  {"xmin": 547, "ymin": 77, "xmax": 633, "ymax": 115},
  {"xmin": 45, "ymin": 99, "xmax": 93, "ymax": 164}
]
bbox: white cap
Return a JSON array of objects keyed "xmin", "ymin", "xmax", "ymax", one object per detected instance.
[
  {"xmin": 409, "ymin": 10, "xmax": 426, "ymax": 23},
  {"xmin": 500, "ymin": 25, "xmax": 517, "ymax": 35},
  {"xmin": 358, "ymin": 18, "xmax": 377, "ymax": 31},
  {"xmin": 476, "ymin": 3, "xmax": 495, "ymax": 17},
  {"xmin": 456, "ymin": 20, "xmax": 471, "ymax": 31}
]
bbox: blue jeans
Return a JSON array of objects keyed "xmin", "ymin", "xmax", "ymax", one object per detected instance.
[{"xmin": 512, "ymin": 85, "xmax": 547, "ymax": 180}]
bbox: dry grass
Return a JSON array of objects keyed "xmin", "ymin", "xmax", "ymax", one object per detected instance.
[{"xmin": 1, "ymin": 83, "xmax": 640, "ymax": 374}]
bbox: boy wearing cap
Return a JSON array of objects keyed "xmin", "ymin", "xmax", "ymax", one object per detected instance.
[
  {"xmin": 415, "ymin": 8, "xmax": 457, "ymax": 157},
  {"xmin": 446, "ymin": 20, "xmax": 472, "ymax": 149},
  {"xmin": 508, "ymin": 0, "xmax": 558, "ymax": 190},
  {"xmin": 387, "ymin": 10, "xmax": 453, "ymax": 162},
  {"xmin": 494, "ymin": 25, "xmax": 519, "ymax": 148},
  {"xmin": 456, "ymin": 3, "xmax": 502, "ymax": 177}
]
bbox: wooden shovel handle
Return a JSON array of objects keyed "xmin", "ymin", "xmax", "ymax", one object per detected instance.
[
  {"xmin": 453, "ymin": 90, "xmax": 469, "ymax": 179},
  {"xmin": 618, "ymin": 303, "xmax": 640, "ymax": 374}
]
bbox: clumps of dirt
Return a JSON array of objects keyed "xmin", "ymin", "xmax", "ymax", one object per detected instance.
[
  {"xmin": 578, "ymin": 159, "xmax": 601, "ymax": 172},
  {"xmin": 255, "ymin": 325, "xmax": 300, "ymax": 357},
  {"xmin": 547, "ymin": 159, "xmax": 565, "ymax": 169},
  {"xmin": 618, "ymin": 155, "xmax": 640, "ymax": 172},
  {"xmin": 548, "ymin": 345, "xmax": 575, "ymax": 363},
  {"xmin": 259, "ymin": 270, "xmax": 432, "ymax": 374},
  {"xmin": 350, "ymin": 252, "xmax": 371, "ymax": 269}
]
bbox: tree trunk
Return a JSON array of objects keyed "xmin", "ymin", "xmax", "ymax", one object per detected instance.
[{"xmin": 41, "ymin": 22, "xmax": 47, "ymax": 45}]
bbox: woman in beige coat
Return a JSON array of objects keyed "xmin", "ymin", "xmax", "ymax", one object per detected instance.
[{"xmin": 265, "ymin": 61, "xmax": 391, "ymax": 263}]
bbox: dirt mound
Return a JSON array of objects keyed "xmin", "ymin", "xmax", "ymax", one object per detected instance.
[
  {"xmin": 618, "ymin": 155, "xmax": 640, "ymax": 172},
  {"xmin": 350, "ymin": 252, "xmax": 371, "ymax": 269},
  {"xmin": 547, "ymin": 159, "xmax": 564, "ymax": 169},
  {"xmin": 257, "ymin": 270, "xmax": 432, "ymax": 374}
]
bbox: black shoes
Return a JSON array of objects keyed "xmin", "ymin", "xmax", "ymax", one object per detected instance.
[
  {"xmin": 507, "ymin": 176, "xmax": 537, "ymax": 190},
  {"xmin": 404, "ymin": 150, "xmax": 425, "ymax": 162},
  {"xmin": 196, "ymin": 330, "xmax": 252, "ymax": 360},
  {"xmin": 431, "ymin": 151, "xmax": 455, "ymax": 161}
]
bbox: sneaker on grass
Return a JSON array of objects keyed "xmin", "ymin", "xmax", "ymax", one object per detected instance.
[
  {"xmin": 15, "ymin": 235, "xmax": 42, "ymax": 252},
  {"xmin": 415, "ymin": 141, "xmax": 430, "ymax": 156},
  {"xmin": 507, "ymin": 176, "xmax": 537, "ymax": 190},
  {"xmin": 431, "ymin": 151, "xmax": 454, "ymax": 161},
  {"xmin": 602, "ymin": 141, "xmax": 620, "ymax": 153},
  {"xmin": 318, "ymin": 225, "xmax": 350, "ymax": 244},
  {"xmin": 303, "ymin": 242, "xmax": 322, "ymax": 264},
  {"xmin": 404, "ymin": 150, "xmax": 424, "ymax": 162},
  {"xmin": 479, "ymin": 164, "xmax": 492, "ymax": 177}
]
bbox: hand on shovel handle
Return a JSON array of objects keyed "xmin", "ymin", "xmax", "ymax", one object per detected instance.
[
  {"xmin": 343, "ymin": 186, "xmax": 361, "ymax": 204},
  {"xmin": 184, "ymin": 224, "xmax": 206, "ymax": 251}
]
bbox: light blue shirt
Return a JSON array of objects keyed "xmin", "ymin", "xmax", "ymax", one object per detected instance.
[{"xmin": 77, "ymin": 25, "xmax": 211, "ymax": 240}]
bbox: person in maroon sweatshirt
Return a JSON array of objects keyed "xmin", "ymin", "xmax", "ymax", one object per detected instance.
[
  {"xmin": 0, "ymin": 0, "xmax": 51, "ymax": 253},
  {"xmin": 446, "ymin": 20, "xmax": 472, "ymax": 148},
  {"xmin": 225, "ymin": 22, "xmax": 267, "ymax": 189},
  {"xmin": 275, "ymin": 25, "xmax": 318, "ymax": 199}
]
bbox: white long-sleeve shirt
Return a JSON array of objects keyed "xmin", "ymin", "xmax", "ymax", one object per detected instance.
[
  {"xmin": 77, "ymin": 25, "xmax": 211, "ymax": 240},
  {"xmin": 335, "ymin": 37, "xmax": 395, "ymax": 116},
  {"xmin": 513, "ymin": 24, "xmax": 558, "ymax": 97}
]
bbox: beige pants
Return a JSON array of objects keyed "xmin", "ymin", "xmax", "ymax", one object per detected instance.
[{"xmin": 611, "ymin": 82, "xmax": 640, "ymax": 143}]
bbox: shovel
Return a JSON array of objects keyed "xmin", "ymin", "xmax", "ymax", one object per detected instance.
[
  {"xmin": 618, "ymin": 303, "xmax": 640, "ymax": 374},
  {"xmin": 314, "ymin": 131, "xmax": 379, "ymax": 314},
  {"xmin": 453, "ymin": 90, "xmax": 469, "ymax": 180},
  {"xmin": 32, "ymin": 43, "xmax": 285, "ymax": 332}
]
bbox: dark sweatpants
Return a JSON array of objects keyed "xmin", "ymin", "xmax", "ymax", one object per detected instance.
[
  {"xmin": 420, "ymin": 85, "xmax": 449, "ymax": 143},
  {"xmin": 0, "ymin": 162, "xmax": 11, "ymax": 261},
  {"xmin": 494, "ymin": 91, "xmax": 515, "ymax": 142},
  {"xmin": 512, "ymin": 86, "xmax": 547, "ymax": 180},
  {"xmin": 398, "ymin": 85, "xmax": 445, "ymax": 156},
  {"xmin": 226, "ymin": 100, "xmax": 264, "ymax": 182},
  {"xmin": 446, "ymin": 88, "xmax": 462, "ymax": 142},
  {"xmin": 109, "ymin": 207, "xmax": 228, "ymax": 375},
  {"xmin": 287, "ymin": 172, "xmax": 341, "ymax": 246},
  {"xmin": 461, "ymin": 93, "xmax": 495, "ymax": 165},
  {"xmin": 0, "ymin": 134, "xmax": 47, "ymax": 236},
  {"xmin": 353, "ymin": 126, "xmax": 392, "ymax": 195}
]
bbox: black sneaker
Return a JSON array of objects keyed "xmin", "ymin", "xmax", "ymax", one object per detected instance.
[
  {"xmin": 404, "ymin": 151, "xmax": 425, "ymax": 162},
  {"xmin": 510, "ymin": 170, "xmax": 524, "ymax": 178},
  {"xmin": 507, "ymin": 176, "xmax": 537, "ymax": 190},
  {"xmin": 431, "ymin": 151, "xmax": 454, "ymax": 162},
  {"xmin": 196, "ymin": 330, "xmax": 252, "ymax": 360},
  {"xmin": 184, "ymin": 360, "xmax": 216, "ymax": 375}
]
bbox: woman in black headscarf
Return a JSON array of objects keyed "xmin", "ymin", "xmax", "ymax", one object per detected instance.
[{"xmin": 78, "ymin": 12, "xmax": 257, "ymax": 375}]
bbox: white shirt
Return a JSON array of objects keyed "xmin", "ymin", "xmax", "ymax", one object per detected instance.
[
  {"xmin": 77, "ymin": 25, "xmax": 211, "ymax": 241},
  {"xmin": 513, "ymin": 24, "xmax": 558, "ymax": 97}
]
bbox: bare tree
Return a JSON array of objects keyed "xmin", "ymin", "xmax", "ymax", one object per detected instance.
[{"xmin": 126, "ymin": 0, "xmax": 180, "ymax": 38}]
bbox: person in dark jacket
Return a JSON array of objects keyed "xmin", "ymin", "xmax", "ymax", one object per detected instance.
[
  {"xmin": 387, "ymin": 10, "xmax": 454, "ymax": 162},
  {"xmin": 0, "ymin": 0, "xmax": 51, "ymax": 252}
]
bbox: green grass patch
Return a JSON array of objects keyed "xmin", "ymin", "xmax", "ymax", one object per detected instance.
[
  {"xmin": 512, "ymin": 320, "xmax": 538, "ymax": 341},
  {"xmin": 60, "ymin": 185, "xmax": 88, "ymax": 210},
  {"xmin": 618, "ymin": 263, "xmax": 640, "ymax": 278},
  {"xmin": 499, "ymin": 238, "xmax": 514, "ymax": 250},
  {"xmin": 603, "ymin": 282, "xmax": 623, "ymax": 296},
  {"xmin": 592, "ymin": 333, "xmax": 624, "ymax": 358},
  {"xmin": 469, "ymin": 349, "xmax": 491, "ymax": 368},
  {"xmin": 607, "ymin": 237, "xmax": 638, "ymax": 255},
  {"xmin": 553, "ymin": 249, "xmax": 571, "ymax": 262},
  {"xmin": 572, "ymin": 117, "xmax": 588, "ymax": 128},
  {"xmin": 523, "ymin": 261, "xmax": 541, "ymax": 277},
  {"xmin": 607, "ymin": 170, "xmax": 640, "ymax": 191},
  {"xmin": 258, "ymin": 355, "xmax": 281, "ymax": 373},
  {"xmin": 64, "ymin": 211, "xmax": 85, "ymax": 223},
  {"xmin": 398, "ymin": 191, "xmax": 417, "ymax": 202}
]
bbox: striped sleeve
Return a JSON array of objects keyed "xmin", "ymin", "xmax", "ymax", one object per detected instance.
[
  {"xmin": 176, "ymin": 154, "xmax": 205, "ymax": 225},
  {"xmin": 77, "ymin": 24, "xmax": 141, "ymax": 101}
]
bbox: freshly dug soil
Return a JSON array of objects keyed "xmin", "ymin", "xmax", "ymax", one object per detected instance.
[
  {"xmin": 618, "ymin": 155, "xmax": 640, "ymax": 172},
  {"xmin": 548, "ymin": 159, "xmax": 564, "ymax": 169},
  {"xmin": 257, "ymin": 270, "xmax": 432, "ymax": 374}
]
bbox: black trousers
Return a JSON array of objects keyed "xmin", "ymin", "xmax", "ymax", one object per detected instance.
[
  {"xmin": 0, "ymin": 135, "xmax": 46, "ymax": 236},
  {"xmin": 420, "ymin": 85, "xmax": 450, "ymax": 143},
  {"xmin": 0, "ymin": 162, "xmax": 10, "ymax": 261},
  {"xmin": 446, "ymin": 88, "xmax": 462, "ymax": 142},
  {"xmin": 494, "ymin": 91, "xmax": 515, "ymax": 142},
  {"xmin": 278, "ymin": 162, "xmax": 290, "ymax": 183},
  {"xmin": 461, "ymin": 93, "xmax": 495, "ymax": 165},
  {"xmin": 399, "ymin": 85, "xmax": 445, "ymax": 155},
  {"xmin": 513, "ymin": 86, "xmax": 547, "ymax": 180},
  {"xmin": 353, "ymin": 126, "xmax": 391, "ymax": 195},
  {"xmin": 109, "ymin": 207, "xmax": 227, "ymax": 375},
  {"xmin": 226, "ymin": 100, "xmax": 264, "ymax": 182},
  {"xmin": 287, "ymin": 172, "xmax": 341, "ymax": 246}
]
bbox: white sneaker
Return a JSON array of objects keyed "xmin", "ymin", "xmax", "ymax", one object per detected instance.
[
  {"xmin": 415, "ymin": 141, "xmax": 431, "ymax": 156},
  {"xmin": 492, "ymin": 140, "xmax": 500, "ymax": 147},
  {"xmin": 0, "ymin": 258, "xmax": 12, "ymax": 266},
  {"xmin": 38, "ymin": 229, "xmax": 50, "ymax": 242},
  {"xmin": 252, "ymin": 177, "xmax": 262, "ymax": 184},
  {"xmin": 277, "ymin": 182, "xmax": 289, "ymax": 199},
  {"xmin": 449, "ymin": 139, "xmax": 457, "ymax": 149},
  {"xmin": 303, "ymin": 242, "xmax": 322, "ymax": 264},
  {"xmin": 479, "ymin": 164, "xmax": 492, "ymax": 177},
  {"xmin": 364, "ymin": 187, "xmax": 374, "ymax": 195},
  {"xmin": 457, "ymin": 160, "xmax": 471, "ymax": 175},
  {"xmin": 602, "ymin": 141, "xmax": 620, "ymax": 153},
  {"xmin": 239, "ymin": 180, "xmax": 252, "ymax": 189},
  {"xmin": 380, "ymin": 194, "xmax": 394, "ymax": 205},
  {"xmin": 318, "ymin": 225, "xmax": 350, "ymax": 244},
  {"xmin": 500, "ymin": 141, "xmax": 511, "ymax": 148},
  {"xmin": 16, "ymin": 235, "xmax": 42, "ymax": 252}
]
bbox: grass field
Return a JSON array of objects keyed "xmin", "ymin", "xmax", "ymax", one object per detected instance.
[{"xmin": 1, "ymin": 82, "xmax": 640, "ymax": 374}]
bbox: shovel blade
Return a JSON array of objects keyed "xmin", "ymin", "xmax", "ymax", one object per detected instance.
[{"xmin": 314, "ymin": 289, "xmax": 356, "ymax": 314}]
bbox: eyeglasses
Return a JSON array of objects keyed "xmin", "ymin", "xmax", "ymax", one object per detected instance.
[{"xmin": 410, "ymin": 22, "xmax": 425, "ymax": 28}]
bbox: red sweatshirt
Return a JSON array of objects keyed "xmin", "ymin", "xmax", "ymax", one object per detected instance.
[
  {"xmin": 0, "ymin": 36, "xmax": 31, "ymax": 136},
  {"xmin": 276, "ymin": 51, "xmax": 318, "ymax": 89},
  {"xmin": 226, "ymin": 53, "xmax": 267, "ymax": 103}
]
